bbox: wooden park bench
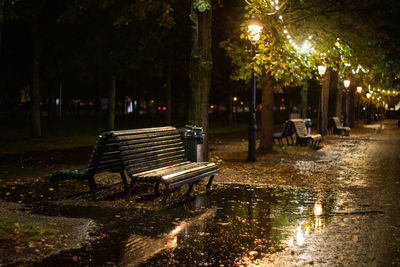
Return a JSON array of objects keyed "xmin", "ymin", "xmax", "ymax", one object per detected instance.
[
  {"xmin": 328, "ymin": 117, "xmax": 351, "ymax": 135},
  {"xmin": 48, "ymin": 126, "xmax": 218, "ymax": 201},
  {"xmin": 288, "ymin": 119, "xmax": 322, "ymax": 148},
  {"xmin": 273, "ymin": 121, "xmax": 294, "ymax": 146}
]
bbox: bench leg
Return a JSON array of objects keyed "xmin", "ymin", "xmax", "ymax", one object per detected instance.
[
  {"xmin": 206, "ymin": 175, "xmax": 215, "ymax": 190},
  {"xmin": 185, "ymin": 183, "xmax": 194, "ymax": 196},
  {"xmin": 162, "ymin": 185, "xmax": 169, "ymax": 204},
  {"xmin": 120, "ymin": 171, "xmax": 129, "ymax": 193},
  {"xmin": 88, "ymin": 176, "xmax": 97, "ymax": 201},
  {"xmin": 154, "ymin": 182, "xmax": 161, "ymax": 197},
  {"xmin": 126, "ymin": 180, "xmax": 135, "ymax": 201}
]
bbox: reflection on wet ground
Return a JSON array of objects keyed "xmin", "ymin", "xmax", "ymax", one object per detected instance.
[{"xmin": 35, "ymin": 185, "xmax": 334, "ymax": 266}]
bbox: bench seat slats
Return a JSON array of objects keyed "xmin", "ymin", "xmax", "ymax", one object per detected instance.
[
  {"xmin": 132, "ymin": 162, "xmax": 191, "ymax": 177},
  {"xmin": 162, "ymin": 165, "xmax": 218, "ymax": 185},
  {"xmin": 132, "ymin": 162, "xmax": 217, "ymax": 180},
  {"xmin": 167, "ymin": 170, "xmax": 219, "ymax": 190},
  {"xmin": 133, "ymin": 162, "xmax": 217, "ymax": 184},
  {"xmin": 161, "ymin": 163, "xmax": 217, "ymax": 180},
  {"xmin": 137, "ymin": 161, "xmax": 203, "ymax": 178},
  {"xmin": 126, "ymin": 158, "xmax": 185, "ymax": 176}
]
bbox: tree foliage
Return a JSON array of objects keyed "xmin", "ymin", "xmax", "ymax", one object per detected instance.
[{"xmin": 222, "ymin": 0, "xmax": 400, "ymax": 93}]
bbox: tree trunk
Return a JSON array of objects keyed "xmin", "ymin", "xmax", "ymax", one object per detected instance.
[
  {"xmin": 300, "ymin": 77, "xmax": 309, "ymax": 119},
  {"xmin": 259, "ymin": 76, "xmax": 274, "ymax": 151},
  {"xmin": 0, "ymin": 0, "xmax": 4, "ymax": 49},
  {"xmin": 335, "ymin": 79, "xmax": 343, "ymax": 118},
  {"xmin": 166, "ymin": 55, "xmax": 172, "ymax": 125},
  {"xmin": 108, "ymin": 74, "xmax": 116, "ymax": 130},
  {"xmin": 228, "ymin": 83, "xmax": 233, "ymax": 124},
  {"xmin": 31, "ymin": 17, "xmax": 41, "ymax": 138},
  {"xmin": 58, "ymin": 82, "xmax": 63, "ymax": 117},
  {"xmin": 350, "ymin": 87, "xmax": 356, "ymax": 127},
  {"xmin": 188, "ymin": 0, "xmax": 212, "ymax": 161},
  {"xmin": 321, "ymin": 68, "xmax": 330, "ymax": 136},
  {"xmin": 48, "ymin": 86, "xmax": 55, "ymax": 125}
]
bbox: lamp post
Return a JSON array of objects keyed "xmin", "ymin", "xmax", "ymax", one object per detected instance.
[
  {"xmin": 317, "ymin": 64, "xmax": 327, "ymax": 135},
  {"xmin": 366, "ymin": 92, "xmax": 371, "ymax": 124},
  {"xmin": 343, "ymin": 79, "xmax": 351, "ymax": 127},
  {"xmin": 247, "ymin": 18, "xmax": 262, "ymax": 162},
  {"xmin": 356, "ymin": 86, "xmax": 362, "ymax": 128}
]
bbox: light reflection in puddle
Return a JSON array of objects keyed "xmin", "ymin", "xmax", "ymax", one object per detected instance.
[
  {"xmin": 129, "ymin": 185, "xmax": 334, "ymax": 266},
  {"xmin": 121, "ymin": 209, "xmax": 216, "ymax": 266}
]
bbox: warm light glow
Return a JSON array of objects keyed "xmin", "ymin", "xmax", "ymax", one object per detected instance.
[
  {"xmin": 366, "ymin": 93, "xmax": 371, "ymax": 99},
  {"xmin": 317, "ymin": 65, "xmax": 327, "ymax": 76},
  {"xmin": 248, "ymin": 19, "xmax": 263, "ymax": 44},
  {"xmin": 357, "ymin": 86, "xmax": 362, "ymax": 94},
  {"xmin": 210, "ymin": 105, "xmax": 214, "ymax": 109},
  {"xmin": 300, "ymin": 40, "xmax": 311, "ymax": 54},
  {"xmin": 233, "ymin": 97, "xmax": 238, "ymax": 101},
  {"xmin": 344, "ymin": 80, "xmax": 350, "ymax": 88},
  {"xmin": 295, "ymin": 226, "xmax": 305, "ymax": 245},
  {"xmin": 313, "ymin": 203, "xmax": 323, "ymax": 216}
]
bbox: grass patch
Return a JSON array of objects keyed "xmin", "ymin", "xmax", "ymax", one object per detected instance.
[{"xmin": 0, "ymin": 219, "xmax": 58, "ymax": 244}]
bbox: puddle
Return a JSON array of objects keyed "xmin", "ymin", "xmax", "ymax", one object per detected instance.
[{"xmin": 25, "ymin": 185, "xmax": 335, "ymax": 266}]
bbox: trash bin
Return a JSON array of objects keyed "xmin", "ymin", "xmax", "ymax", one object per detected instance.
[
  {"xmin": 179, "ymin": 125, "xmax": 204, "ymax": 162},
  {"xmin": 304, "ymin": 118, "xmax": 312, "ymax": 135}
]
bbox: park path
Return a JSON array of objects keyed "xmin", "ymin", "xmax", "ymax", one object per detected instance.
[{"xmin": 259, "ymin": 120, "xmax": 400, "ymax": 266}]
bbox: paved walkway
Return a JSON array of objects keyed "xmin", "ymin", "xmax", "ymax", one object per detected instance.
[{"xmin": 216, "ymin": 120, "xmax": 400, "ymax": 266}]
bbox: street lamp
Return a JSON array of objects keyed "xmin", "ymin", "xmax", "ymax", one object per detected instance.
[
  {"xmin": 366, "ymin": 92, "xmax": 371, "ymax": 124},
  {"xmin": 248, "ymin": 18, "xmax": 263, "ymax": 44},
  {"xmin": 247, "ymin": 18, "xmax": 262, "ymax": 162},
  {"xmin": 356, "ymin": 86, "xmax": 362, "ymax": 127},
  {"xmin": 343, "ymin": 79, "xmax": 351, "ymax": 127},
  {"xmin": 318, "ymin": 64, "xmax": 327, "ymax": 135},
  {"xmin": 317, "ymin": 65, "xmax": 327, "ymax": 76}
]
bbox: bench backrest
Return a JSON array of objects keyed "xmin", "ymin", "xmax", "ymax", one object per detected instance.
[
  {"xmin": 282, "ymin": 120, "xmax": 295, "ymax": 136},
  {"xmin": 85, "ymin": 133, "xmax": 124, "ymax": 174},
  {"xmin": 107, "ymin": 127, "xmax": 185, "ymax": 177},
  {"xmin": 288, "ymin": 119, "xmax": 308, "ymax": 137}
]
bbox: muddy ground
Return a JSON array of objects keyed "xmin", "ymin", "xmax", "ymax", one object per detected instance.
[{"xmin": 0, "ymin": 120, "xmax": 399, "ymax": 266}]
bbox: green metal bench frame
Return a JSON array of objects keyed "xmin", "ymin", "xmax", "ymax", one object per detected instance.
[
  {"xmin": 273, "ymin": 120, "xmax": 294, "ymax": 146},
  {"xmin": 288, "ymin": 119, "xmax": 322, "ymax": 148},
  {"xmin": 328, "ymin": 117, "xmax": 351, "ymax": 135},
  {"xmin": 48, "ymin": 126, "xmax": 218, "ymax": 201}
]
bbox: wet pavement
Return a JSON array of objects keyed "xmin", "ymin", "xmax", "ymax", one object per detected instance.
[
  {"xmin": 32, "ymin": 186, "xmax": 333, "ymax": 266},
  {"xmin": 1, "ymin": 120, "xmax": 400, "ymax": 266}
]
